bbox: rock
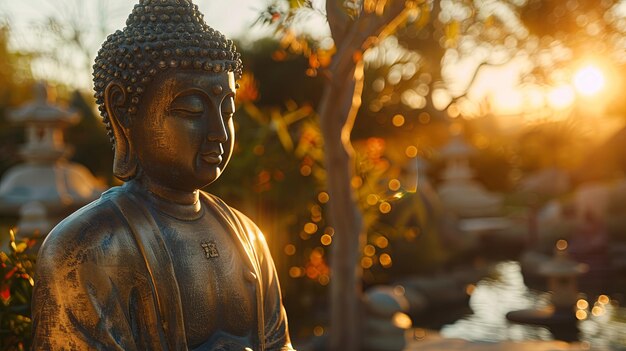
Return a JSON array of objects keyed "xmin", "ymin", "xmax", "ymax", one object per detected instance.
[
  {"xmin": 364, "ymin": 286, "xmax": 410, "ymax": 318},
  {"xmin": 362, "ymin": 286, "xmax": 412, "ymax": 351}
]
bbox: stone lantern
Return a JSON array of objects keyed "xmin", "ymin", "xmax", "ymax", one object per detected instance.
[
  {"xmin": 437, "ymin": 135, "xmax": 502, "ymax": 218},
  {"xmin": 506, "ymin": 241, "xmax": 588, "ymax": 341},
  {"xmin": 540, "ymin": 241, "xmax": 589, "ymax": 310},
  {"xmin": 0, "ymin": 82, "xmax": 102, "ymax": 230}
]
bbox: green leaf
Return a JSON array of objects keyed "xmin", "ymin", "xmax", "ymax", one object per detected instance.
[{"xmin": 289, "ymin": 0, "xmax": 305, "ymax": 10}]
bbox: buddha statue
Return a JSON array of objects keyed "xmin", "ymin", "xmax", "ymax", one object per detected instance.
[{"xmin": 31, "ymin": 1, "xmax": 294, "ymax": 350}]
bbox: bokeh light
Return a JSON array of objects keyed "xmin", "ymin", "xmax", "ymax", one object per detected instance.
[
  {"xmin": 573, "ymin": 65, "xmax": 605, "ymax": 96},
  {"xmin": 379, "ymin": 254, "xmax": 392, "ymax": 268},
  {"xmin": 317, "ymin": 192, "xmax": 329, "ymax": 203},
  {"xmin": 592, "ymin": 306, "xmax": 605, "ymax": 317},
  {"xmin": 300, "ymin": 165, "xmax": 312, "ymax": 176},
  {"xmin": 392, "ymin": 312, "xmax": 412, "ymax": 329},
  {"xmin": 374, "ymin": 236, "xmax": 389, "ymax": 249},
  {"xmin": 388, "ymin": 179, "xmax": 401, "ymax": 191},
  {"xmin": 556, "ymin": 239, "xmax": 568, "ymax": 251},
  {"xmin": 366, "ymin": 194, "xmax": 379, "ymax": 206},
  {"xmin": 324, "ymin": 227, "xmax": 335, "ymax": 236},
  {"xmin": 393, "ymin": 285, "xmax": 405, "ymax": 296},
  {"xmin": 289, "ymin": 267, "xmax": 303, "ymax": 278},
  {"xmin": 405, "ymin": 145, "xmax": 418, "ymax": 158},
  {"xmin": 361, "ymin": 257, "xmax": 373, "ymax": 269},
  {"xmin": 598, "ymin": 295, "xmax": 610, "ymax": 305},
  {"xmin": 5, "ymin": 0, "xmax": 626, "ymax": 347},
  {"xmin": 304, "ymin": 222, "xmax": 318, "ymax": 234},
  {"xmin": 313, "ymin": 326, "xmax": 324, "ymax": 336},
  {"xmin": 320, "ymin": 234, "xmax": 332, "ymax": 246},
  {"xmin": 413, "ymin": 328, "xmax": 426, "ymax": 340},
  {"xmin": 379, "ymin": 202, "xmax": 392, "ymax": 214},
  {"xmin": 351, "ymin": 176, "xmax": 363, "ymax": 188},
  {"xmin": 284, "ymin": 244, "xmax": 296, "ymax": 256},
  {"xmin": 392, "ymin": 114, "xmax": 405, "ymax": 127}
]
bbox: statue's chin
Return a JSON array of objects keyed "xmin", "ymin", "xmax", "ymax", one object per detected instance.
[
  {"xmin": 129, "ymin": 157, "xmax": 231, "ymax": 192},
  {"xmin": 197, "ymin": 164, "xmax": 227, "ymax": 190}
]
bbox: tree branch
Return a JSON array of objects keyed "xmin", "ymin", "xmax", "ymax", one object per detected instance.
[
  {"xmin": 325, "ymin": 0, "xmax": 407, "ymax": 92},
  {"xmin": 441, "ymin": 58, "xmax": 515, "ymax": 111},
  {"xmin": 326, "ymin": 0, "xmax": 352, "ymax": 46}
]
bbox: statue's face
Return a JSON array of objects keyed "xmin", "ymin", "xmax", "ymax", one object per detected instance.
[{"xmin": 130, "ymin": 70, "xmax": 236, "ymax": 191}]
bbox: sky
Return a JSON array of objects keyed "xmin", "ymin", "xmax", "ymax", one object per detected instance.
[
  {"xmin": 0, "ymin": 0, "xmax": 619, "ymax": 134},
  {"xmin": 0, "ymin": 0, "xmax": 278, "ymax": 89},
  {"xmin": 1, "ymin": 0, "xmax": 269, "ymax": 40}
]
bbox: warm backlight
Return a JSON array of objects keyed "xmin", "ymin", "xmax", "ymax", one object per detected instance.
[
  {"xmin": 573, "ymin": 65, "xmax": 606, "ymax": 96},
  {"xmin": 547, "ymin": 85, "xmax": 575, "ymax": 109}
]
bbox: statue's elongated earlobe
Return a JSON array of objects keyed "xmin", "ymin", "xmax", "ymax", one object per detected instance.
[{"xmin": 104, "ymin": 82, "xmax": 138, "ymax": 181}]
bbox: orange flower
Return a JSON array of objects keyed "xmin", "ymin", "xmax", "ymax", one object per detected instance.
[
  {"xmin": 235, "ymin": 73, "xmax": 259, "ymax": 104},
  {"xmin": 4, "ymin": 267, "xmax": 17, "ymax": 280},
  {"xmin": 0, "ymin": 284, "xmax": 10, "ymax": 304}
]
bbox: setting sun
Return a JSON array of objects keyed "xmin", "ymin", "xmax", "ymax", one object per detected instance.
[{"xmin": 573, "ymin": 65, "xmax": 606, "ymax": 96}]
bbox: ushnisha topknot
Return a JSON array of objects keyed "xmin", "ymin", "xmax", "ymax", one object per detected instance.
[{"xmin": 93, "ymin": 0, "xmax": 242, "ymax": 146}]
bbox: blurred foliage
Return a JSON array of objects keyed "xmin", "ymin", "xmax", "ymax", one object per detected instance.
[
  {"xmin": 0, "ymin": 230, "xmax": 36, "ymax": 351},
  {"xmin": 13, "ymin": 0, "xmax": 129, "ymax": 90},
  {"xmin": 0, "ymin": 0, "xmax": 626, "ymax": 344},
  {"xmin": 238, "ymin": 38, "xmax": 326, "ymax": 108},
  {"xmin": 257, "ymin": 0, "xmax": 626, "ymax": 183},
  {"xmin": 515, "ymin": 120, "xmax": 588, "ymax": 172},
  {"xmin": 210, "ymin": 39, "xmax": 326, "ymax": 210},
  {"xmin": 520, "ymin": 0, "xmax": 626, "ymax": 84},
  {"xmin": 0, "ymin": 24, "xmax": 34, "ymax": 177},
  {"xmin": 203, "ymin": 38, "xmax": 452, "ymax": 334}
]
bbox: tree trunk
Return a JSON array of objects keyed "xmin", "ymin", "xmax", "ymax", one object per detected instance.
[
  {"xmin": 319, "ymin": 58, "xmax": 365, "ymax": 351},
  {"xmin": 319, "ymin": 2, "xmax": 411, "ymax": 350}
]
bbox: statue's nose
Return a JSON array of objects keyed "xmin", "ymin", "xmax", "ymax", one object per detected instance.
[{"xmin": 206, "ymin": 114, "xmax": 228, "ymax": 143}]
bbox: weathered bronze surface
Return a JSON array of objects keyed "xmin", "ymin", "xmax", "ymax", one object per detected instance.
[{"xmin": 31, "ymin": 1, "xmax": 294, "ymax": 350}]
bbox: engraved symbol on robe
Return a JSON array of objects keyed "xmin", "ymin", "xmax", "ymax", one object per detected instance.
[{"xmin": 201, "ymin": 241, "xmax": 219, "ymax": 258}]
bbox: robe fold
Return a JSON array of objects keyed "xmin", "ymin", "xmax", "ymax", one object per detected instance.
[{"xmin": 32, "ymin": 184, "xmax": 294, "ymax": 351}]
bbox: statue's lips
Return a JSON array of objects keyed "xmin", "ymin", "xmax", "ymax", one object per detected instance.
[{"xmin": 200, "ymin": 152, "xmax": 222, "ymax": 164}]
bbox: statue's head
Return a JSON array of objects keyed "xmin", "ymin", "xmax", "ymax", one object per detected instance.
[{"xmin": 94, "ymin": 0, "xmax": 242, "ymax": 191}]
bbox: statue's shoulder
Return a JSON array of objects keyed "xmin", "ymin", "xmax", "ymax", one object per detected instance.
[
  {"xmin": 199, "ymin": 191, "xmax": 266, "ymax": 244},
  {"xmin": 199, "ymin": 191, "xmax": 254, "ymax": 225},
  {"xmin": 38, "ymin": 186, "xmax": 135, "ymax": 264}
]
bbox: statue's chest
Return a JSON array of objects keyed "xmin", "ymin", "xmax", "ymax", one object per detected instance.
[{"xmin": 155, "ymin": 211, "xmax": 257, "ymax": 347}]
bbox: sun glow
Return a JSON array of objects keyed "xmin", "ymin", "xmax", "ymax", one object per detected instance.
[
  {"xmin": 573, "ymin": 65, "xmax": 606, "ymax": 96},
  {"xmin": 547, "ymin": 85, "xmax": 575, "ymax": 110}
]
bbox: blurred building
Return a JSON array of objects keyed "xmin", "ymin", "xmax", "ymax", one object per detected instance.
[
  {"xmin": 0, "ymin": 82, "xmax": 102, "ymax": 237},
  {"xmin": 437, "ymin": 135, "xmax": 502, "ymax": 218}
]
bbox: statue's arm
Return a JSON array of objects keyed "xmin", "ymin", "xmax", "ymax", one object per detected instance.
[
  {"xmin": 252, "ymin": 225, "xmax": 296, "ymax": 351},
  {"xmin": 31, "ymin": 212, "xmax": 155, "ymax": 350}
]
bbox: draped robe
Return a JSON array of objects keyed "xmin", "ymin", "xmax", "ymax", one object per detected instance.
[{"xmin": 32, "ymin": 183, "xmax": 294, "ymax": 351}]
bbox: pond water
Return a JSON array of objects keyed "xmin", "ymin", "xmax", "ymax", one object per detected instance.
[{"xmin": 440, "ymin": 261, "xmax": 626, "ymax": 350}]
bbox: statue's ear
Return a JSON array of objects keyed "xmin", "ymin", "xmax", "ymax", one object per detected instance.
[{"xmin": 104, "ymin": 81, "xmax": 137, "ymax": 181}]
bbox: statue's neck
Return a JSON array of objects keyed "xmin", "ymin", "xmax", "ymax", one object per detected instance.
[{"xmin": 126, "ymin": 178, "xmax": 203, "ymax": 220}]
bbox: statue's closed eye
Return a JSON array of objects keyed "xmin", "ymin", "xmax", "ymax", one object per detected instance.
[{"xmin": 169, "ymin": 94, "xmax": 204, "ymax": 116}]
